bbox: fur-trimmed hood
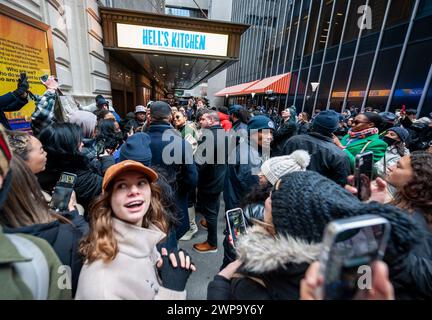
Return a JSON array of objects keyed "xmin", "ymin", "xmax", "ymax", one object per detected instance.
[{"xmin": 236, "ymin": 225, "xmax": 322, "ymax": 274}]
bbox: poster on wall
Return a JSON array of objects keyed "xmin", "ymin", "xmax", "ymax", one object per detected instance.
[{"xmin": 0, "ymin": 9, "xmax": 53, "ymax": 131}]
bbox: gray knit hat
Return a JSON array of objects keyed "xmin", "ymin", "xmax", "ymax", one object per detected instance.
[{"xmin": 260, "ymin": 150, "xmax": 310, "ymax": 185}]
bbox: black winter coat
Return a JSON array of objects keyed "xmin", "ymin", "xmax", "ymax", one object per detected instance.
[
  {"xmin": 271, "ymin": 120, "xmax": 297, "ymax": 156},
  {"xmin": 37, "ymin": 153, "xmax": 114, "ymax": 212},
  {"xmin": 391, "ymin": 211, "xmax": 432, "ymax": 300},
  {"xmin": 3, "ymin": 211, "xmax": 87, "ymax": 296},
  {"xmin": 208, "ymin": 226, "xmax": 320, "ymax": 300},
  {"xmin": 0, "ymin": 92, "xmax": 28, "ymax": 130},
  {"xmin": 281, "ymin": 132, "xmax": 351, "ymax": 186},
  {"xmin": 196, "ymin": 125, "xmax": 227, "ymax": 194},
  {"xmin": 297, "ymin": 121, "xmax": 310, "ymax": 135},
  {"xmin": 147, "ymin": 122, "xmax": 197, "ymax": 239}
]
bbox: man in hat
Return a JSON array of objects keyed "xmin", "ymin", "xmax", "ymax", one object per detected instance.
[
  {"xmin": 281, "ymin": 110, "xmax": 351, "ymax": 186},
  {"xmin": 126, "ymin": 105, "xmax": 147, "ymax": 132},
  {"xmin": 146, "ymin": 101, "xmax": 197, "ymax": 243},
  {"xmin": 94, "ymin": 95, "xmax": 121, "ymax": 122},
  {"xmin": 222, "ymin": 115, "xmax": 274, "ymax": 266}
]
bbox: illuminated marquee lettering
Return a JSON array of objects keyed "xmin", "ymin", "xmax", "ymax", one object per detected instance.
[
  {"xmin": 144, "ymin": 29, "xmax": 206, "ymax": 50},
  {"xmin": 118, "ymin": 23, "xmax": 227, "ymax": 56}
]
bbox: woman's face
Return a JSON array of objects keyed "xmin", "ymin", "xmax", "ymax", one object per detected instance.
[
  {"xmin": 110, "ymin": 171, "xmax": 152, "ymax": 226},
  {"xmin": 264, "ymin": 195, "xmax": 272, "ymax": 225},
  {"xmin": 26, "ymin": 136, "xmax": 47, "ymax": 174},
  {"xmin": 351, "ymin": 114, "xmax": 373, "ymax": 132},
  {"xmin": 386, "ymin": 155, "xmax": 414, "ymax": 189},
  {"xmin": 174, "ymin": 111, "xmax": 186, "ymax": 128},
  {"xmin": 257, "ymin": 172, "xmax": 268, "ymax": 186},
  {"xmin": 385, "ymin": 130, "xmax": 400, "ymax": 142},
  {"xmin": 281, "ymin": 109, "xmax": 290, "ymax": 119}
]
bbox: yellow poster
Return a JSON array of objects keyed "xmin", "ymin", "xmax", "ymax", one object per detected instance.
[{"xmin": 0, "ymin": 12, "xmax": 51, "ymax": 129}]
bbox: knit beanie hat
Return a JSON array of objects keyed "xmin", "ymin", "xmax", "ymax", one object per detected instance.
[
  {"xmin": 260, "ymin": 150, "xmax": 310, "ymax": 185},
  {"xmin": 388, "ymin": 126, "xmax": 409, "ymax": 142},
  {"xmin": 67, "ymin": 110, "xmax": 97, "ymax": 139},
  {"xmin": 270, "ymin": 171, "xmax": 422, "ymax": 261},
  {"xmin": 312, "ymin": 110, "xmax": 339, "ymax": 134},
  {"xmin": 247, "ymin": 115, "xmax": 275, "ymax": 132},
  {"xmin": 119, "ymin": 132, "xmax": 152, "ymax": 166}
]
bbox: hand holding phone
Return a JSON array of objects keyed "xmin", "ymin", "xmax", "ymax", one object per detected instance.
[
  {"xmin": 226, "ymin": 208, "xmax": 248, "ymax": 247},
  {"xmin": 354, "ymin": 152, "xmax": 373, "ymax": 201},
  {"xmin": 49, "ymin": 172, "xmax": 77, "ymax": 211},
  {"xmin": 316, "ymin": 215, "xmax": 391, "ymax": 300}
]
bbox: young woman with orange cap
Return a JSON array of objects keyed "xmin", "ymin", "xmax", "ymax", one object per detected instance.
[{"xmin": 76, "ymin": 160, "xmax": 196, "ymax": 300}]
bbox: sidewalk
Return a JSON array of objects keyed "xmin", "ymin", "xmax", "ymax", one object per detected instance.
[{"xmin": 182, "ymin": 197, "xmax": 226, "ymax": 300}]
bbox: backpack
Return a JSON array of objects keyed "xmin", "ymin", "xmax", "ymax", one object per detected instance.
[{"xmin": 5, "ymin": 234, "xmax": 49, "ymax": 300}]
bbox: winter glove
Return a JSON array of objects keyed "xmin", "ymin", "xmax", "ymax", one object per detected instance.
[
  {"xmin": 13, "ymin": 73, "xmax": 29, "ymax": 97},
  {"xmin": 157, "ymin": 247, "xmax": 195, "ymax": 292}
]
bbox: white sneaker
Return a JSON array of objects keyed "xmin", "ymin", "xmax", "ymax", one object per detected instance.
[{"xmin": 179, "ymin": 224, "xmax": 198, "ymax": 241}]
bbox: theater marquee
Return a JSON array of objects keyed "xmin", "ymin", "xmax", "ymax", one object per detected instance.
[{"xmin": 116, "ymin": 23, "xmax": 229, "ymax": 57}]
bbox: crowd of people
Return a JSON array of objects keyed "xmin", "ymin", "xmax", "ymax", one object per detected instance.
[{"xmin": 0, "ymin": 73, "xmax": 431, "ymax": 300}]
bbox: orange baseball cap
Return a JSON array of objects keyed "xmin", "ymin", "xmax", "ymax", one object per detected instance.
[{"xmin": 102, "ymin": 160, "xmax": 158, "ymax": 191}]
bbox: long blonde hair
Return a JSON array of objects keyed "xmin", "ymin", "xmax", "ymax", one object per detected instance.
[{"xmin": 79, "ymin": 179, "xmax": 169, "ymax": 263}]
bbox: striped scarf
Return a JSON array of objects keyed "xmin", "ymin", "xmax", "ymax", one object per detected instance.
[{"xmin": 348, "ymin": 127, "xmax": 378, "ymax": 140}]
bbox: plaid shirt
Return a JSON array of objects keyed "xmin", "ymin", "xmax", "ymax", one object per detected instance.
[{"xmin": 31, "ymin": 90, "xmax": 57, "ymax": 135}]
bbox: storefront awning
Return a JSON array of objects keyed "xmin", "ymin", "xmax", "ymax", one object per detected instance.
[
  {"xmin": 243, "ymin": 73, "xmax": 291, "ymax": 95},
  {"xmin": 214, "ymin": 80, "xmax": 260, "ymax": 97}
]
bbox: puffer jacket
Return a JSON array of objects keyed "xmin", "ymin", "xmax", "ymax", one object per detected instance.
[
  {"xmin": 208, "ymin": 226, "xmax": 321, "ymax": 300},
  {"xmin": 218, "ymin": 112, "xmax": 233, "ymax": 131}
]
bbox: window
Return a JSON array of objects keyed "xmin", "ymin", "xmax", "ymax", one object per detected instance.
[{"xmin": 392, "ymin": 41, "xmax": 432, "ymax": 110}]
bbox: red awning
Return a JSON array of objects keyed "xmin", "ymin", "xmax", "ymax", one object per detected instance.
[
  {"xmin": 242, "ymin": 73, "xmax": 292, "ymax": 95},
  {"xmin": 214, "ymin": 80, "xmax": 260, "ymax": 97}
]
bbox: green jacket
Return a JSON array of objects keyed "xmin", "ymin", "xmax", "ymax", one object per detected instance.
[
  {"xmin": 341, "ymin": 134, "xmax": 388, "ymax": 169},
  {"xmin": 0, "ymin": 228, "xmax": 72, "ymax": 300}
]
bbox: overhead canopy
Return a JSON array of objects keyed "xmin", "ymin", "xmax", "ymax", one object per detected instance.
[
  {"xmin": 214, "ymin": 80, "xmax": 260, "ymax": 97},
  {"xmin": 100, "ymin": 7, "xmax": 249, "ymax": 91},
  {"xmin": 243, "ymin": 73, "xmax": 292, "ymax": 95}
]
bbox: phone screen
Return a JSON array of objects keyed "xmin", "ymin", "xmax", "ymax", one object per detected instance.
[
  {"xmin": 355, "ymin": 152, "xmax": 373, "ymax": 201},
  {"xmin": 226, "ymin": 208, "xmax": 247, "ymax": 247},
  {"xmin": 322, "ymin": 223, "xmax": 389, "ymax": 300},
  {"xmin": 49, "ymin": 172, "xmax": 77, "ymax": 211}
]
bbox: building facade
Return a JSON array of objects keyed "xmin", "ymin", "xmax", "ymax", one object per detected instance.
[{"xmin": 225, "ymin": 0, "xmax": 432, "ymax": 116}]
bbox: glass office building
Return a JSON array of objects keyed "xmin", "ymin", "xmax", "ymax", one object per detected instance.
[{"xmin": 225, "ymin": 0, "xmax": 432, "ymax": 116}]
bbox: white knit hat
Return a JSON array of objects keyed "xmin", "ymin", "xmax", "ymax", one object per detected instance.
[{"xmin": 260, "ymin": 150, "xmax": 311, "ymax": 186}]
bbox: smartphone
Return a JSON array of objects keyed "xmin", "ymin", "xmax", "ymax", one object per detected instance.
[
  {"xmin": 40, "ymin": 74, "xmax": 49, "ymax": 83},
  {"xmin": 226, "ymin": 208, "xmax": 248, "ymax": 247},
  {"xmin": 354, "ymin": 152, "xmax": 373, "ymax": 201},
  {"xmin": 317, "ymin": 214, "xmax": 391, "ymax": 300},
  {"xmin": 49, "ymin": 172, "xmax": 77, "ymax": 211},
  {"xmin": 95, "ymin": 139, "xmax": 105, "ymax": 156}
]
